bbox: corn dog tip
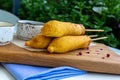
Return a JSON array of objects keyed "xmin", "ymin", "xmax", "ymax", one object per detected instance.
[
  {"xmin": 48, "ymin": 46, "xmax": 54, "ymax": 53},
  {"xmin": 25, "ymin": 41, "xmax": 31, "ymax": 46}
]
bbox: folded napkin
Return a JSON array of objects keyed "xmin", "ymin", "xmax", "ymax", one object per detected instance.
[{"xmin": 2, "ymin": 64, "xmax": 86, "ymax": 80}]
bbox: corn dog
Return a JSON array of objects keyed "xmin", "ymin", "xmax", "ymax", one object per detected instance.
[
  {"xmin": 47, "ymin": 35, "xmax": 91, "ymax": 53},
  {"xmin": 25, "ymin": 34, "xmax": 53, "ymax": 48},
  {"xmin": 41, "ymin": 20, "xmax": 85, "ymax": 37}
]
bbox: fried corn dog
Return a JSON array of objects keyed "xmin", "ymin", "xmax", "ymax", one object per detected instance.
[
  {"xmin": 41, "ymin": 20, "xmax": 85, "ymax": 37},
  {"xmin": 25, "ymin": 34, "xmax": 53, "ymax": 48},
  {"xmin": 47, "ymin": 35, "xmax": 91, "ymax": 53}
]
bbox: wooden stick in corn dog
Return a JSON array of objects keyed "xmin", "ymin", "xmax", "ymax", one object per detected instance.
[
  {"xmin": 41, "ymin": 20, "xmax": 104, "ymax": 37},
  {"xmin": 25, "ymin": 34, "xmax": 53, "ymax": 49},
  {"xmin": 86, "ymin": 29, "xmax": 104, "ymax": 32},
  {"xmin": 91, "ymin": 37, "xmax": 107, "ymax": 41},
  {"xmin": 89, "ymin": 35, "xmax": 98, "ymax": 38},
  {"xmin": 47, "ymin": 35, "xmax": 107, "ymax": 53}
]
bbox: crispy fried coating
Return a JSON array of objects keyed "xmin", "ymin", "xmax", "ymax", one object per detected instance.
[
  {"xmin": 41, "ymin": 20, "xmax": 85, "ymax": 37},
  {"xmin": 47, "ymin": 35, "xmax": 91, "ymax": 53},
  {"xmin": 25, "ymin": 34, "xmax": 53, "ymax": 48}
]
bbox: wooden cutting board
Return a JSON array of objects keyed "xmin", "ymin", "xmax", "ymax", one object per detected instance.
[{"xmin": 0, "ymin": 43, "xmax": 120, "ymax": 74}]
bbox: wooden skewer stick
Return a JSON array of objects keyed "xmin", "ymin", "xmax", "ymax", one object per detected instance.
[
  {"xmin": 86, "ymin": 29, "xmax": 104, "ymax": 32},
  {"xmin": 89, "ymin": 35, "xmax": 98, "ymax": 38},
  {"xmin": 92, "ymin": 37, "xmax": 107, "ymax": 41}
]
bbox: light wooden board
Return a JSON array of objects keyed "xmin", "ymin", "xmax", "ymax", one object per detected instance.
[{"xmin": 0, "ymin": 43, "xmax": 120, "ymax": 74}]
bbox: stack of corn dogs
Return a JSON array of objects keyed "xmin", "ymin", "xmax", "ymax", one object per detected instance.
[{"xmin": 25, "ymin": 20, "xmax": 107, "ymax": 53}]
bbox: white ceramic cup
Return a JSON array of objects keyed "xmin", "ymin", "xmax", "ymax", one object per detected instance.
[
  {"xmin": 0, "ymin": 22, "xmax": 14, "ymax": 46},
  {"xmin": 16, "ymin": 20, "xmax": 44, "ymax": 40}
]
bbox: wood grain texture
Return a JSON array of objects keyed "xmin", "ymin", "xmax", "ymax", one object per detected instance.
[{"xmin": 0, "ymin": 43, "xmax": 120, "ymax": 74}]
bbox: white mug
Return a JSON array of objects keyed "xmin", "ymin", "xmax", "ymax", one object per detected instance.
[{"xmin": 0, "ymin": 22, "xmax": 14, "ymax": 46}]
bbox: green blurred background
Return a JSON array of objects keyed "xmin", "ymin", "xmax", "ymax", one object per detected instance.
[{"xmin": 0, "ymin": 0, "xmax": 120, "ymax": 48}]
